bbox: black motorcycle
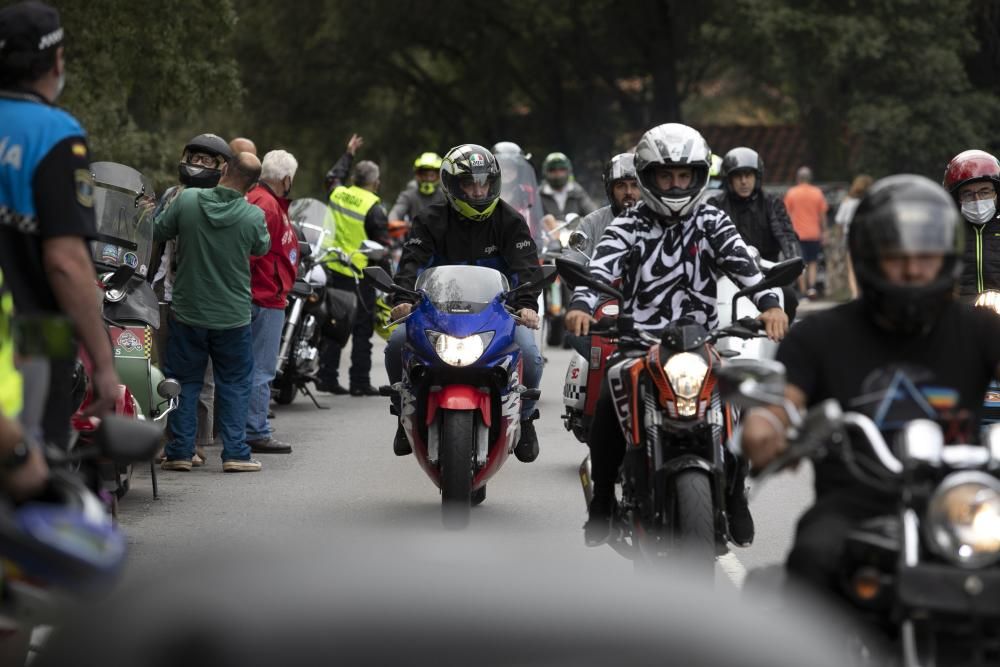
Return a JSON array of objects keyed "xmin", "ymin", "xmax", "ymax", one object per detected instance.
[
  {"xmin": 720, "ymin": 360, "xmax": 1000, "ymax": 665},
  {"xmin": 556, "ymin": 256, "xmax": 803, "ymax": 574},
  {"xmin": 275, "ymin": 199, "xmax": 386, "ymax": 407}
]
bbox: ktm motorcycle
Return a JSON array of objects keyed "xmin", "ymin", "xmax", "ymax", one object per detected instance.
[
  {"xmin": 556, "ymin": 256, "xmax": 803, "ymax": 573},
  {"xmin": 365, "ymin": 263, "xmax": 556, "ymax": 529}
]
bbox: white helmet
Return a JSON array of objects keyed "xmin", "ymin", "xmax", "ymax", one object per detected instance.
[{"xmin": 634, "ymin": 123, "xmax": 712, "ymax": 220}]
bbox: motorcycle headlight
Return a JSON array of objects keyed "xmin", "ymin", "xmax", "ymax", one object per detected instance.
[
  {"xmin": 925, "ymin": 472, "xmax": 1000, "ymax": 569},
  {"xmin": 425, "ymin": 331, "xmax": 495, "ymax": 367},
  {"xmin": 663, "ymin": 352, "xmax": 709, "ymax": 416}
]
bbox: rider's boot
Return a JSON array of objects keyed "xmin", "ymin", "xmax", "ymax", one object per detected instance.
[
  {"xmin": 514, "ymin": 410, "xmax": 540, "ymax": 463},
  {"xmin": 726, "ymin": 457, "xmax": 755, "ymax": 546},
  {"xmin": 393, "ymin": 421, "xmax": 412, "ymax": 456}
]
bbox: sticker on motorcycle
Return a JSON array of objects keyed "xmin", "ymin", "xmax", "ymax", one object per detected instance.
[{"xmin": 123, "ymin": 252, "xmax": 139, "ymax": 268}]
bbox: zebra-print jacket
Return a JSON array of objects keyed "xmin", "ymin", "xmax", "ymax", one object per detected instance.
[{"xmin": 568, "ymin": 201, "xmax": 781, "ymax": 335}]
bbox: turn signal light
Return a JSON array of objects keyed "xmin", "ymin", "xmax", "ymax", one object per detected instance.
[{"xmin": 851, "ymin": 567, "xmax": 882, "ymax": 601}]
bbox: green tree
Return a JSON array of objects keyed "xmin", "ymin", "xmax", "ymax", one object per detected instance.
[{"xmin": 58, "ymin": 0, "xmax": 242, "ymax": 194}]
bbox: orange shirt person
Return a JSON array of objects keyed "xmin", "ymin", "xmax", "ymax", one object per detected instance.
[{"xmin": 784, "ymin": 166, "xmax": 828, "ymax": 298}]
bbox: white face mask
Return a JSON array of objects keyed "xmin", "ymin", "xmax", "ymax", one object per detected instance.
[{"xmin": 962, "ymin": 198, "xmax": 997, "ymax": 226}]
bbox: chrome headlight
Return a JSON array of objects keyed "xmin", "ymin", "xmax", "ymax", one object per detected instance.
[
  {"xmin": 663, "ymin": 352, "xmax": 709, "ymax": 417},
  {"xmin": 425, "ymin": 331, "xmax": 495, "ymax": 367},
  {"xmin": 925, "ymin": 471, "xmax": 1000, "ymax": 568}
]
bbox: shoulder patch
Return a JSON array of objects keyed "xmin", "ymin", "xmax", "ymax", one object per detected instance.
[
  {"xmin": 71, "ymin": 142, "xmax": 87, "ymax": 158},
  {"xmin": 75, "ymin": 169, "xmax": 94, "ymax": 208}
]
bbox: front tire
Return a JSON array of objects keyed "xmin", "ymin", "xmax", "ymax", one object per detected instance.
[
  {"xmin": 273, "ymin": 375, "xmax": 297, "ymax": 405},
  {"xmin": 440, "ymin": 410, "xmax": 474, "ymax": 529},
  {"xmin": 673, "ymin": 470, "xmax": 716, "ymax": 575}
]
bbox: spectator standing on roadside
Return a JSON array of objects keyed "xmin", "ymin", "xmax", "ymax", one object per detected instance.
[
  {"xmin": 229, "ymin": 136, "xmax": 257, "ymax": 156},
  {"xmin": 784, "ymin": 166, "xmax": 829, "ymax": 299},
  {"xmin": 833, "ymin": 174, "xmax": 873, "ymax": 299},
  {"xmin": 155, "ymin": 153, "xmax": 270, "ymax": 473},
  {"xmin": 245, "ymin": 150, "xmax": 299, "ymax": 454}
]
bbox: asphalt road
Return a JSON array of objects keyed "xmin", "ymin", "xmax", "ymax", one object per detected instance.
[{"xmin": 116, "ymin": 340, "xmax": 815, "ymax": 587}]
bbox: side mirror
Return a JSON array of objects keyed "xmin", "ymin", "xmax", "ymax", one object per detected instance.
[
  {"xmin": 568, "ymin": 230, "xmax": 589, "ymax": 253},
  {"xmin": 504, "ymin": 265, "xmax": 559, "ymax": 302},
  {"xmin": 733, "ymin": 257, "xmax": 805, "ymax": 319},
  {"xmin": 298, "ymin": 241, "xmax": 312, "ymax": 259},
  {"xmin": 92, "ymin": 415, "xmax": 163, "ymax": 463},
  {"xmin": 554, "ymin": 257, "xmax": 623, "ymax": 301},
  {"xmin": 157, "ymin": 378, "xmax": 180, "ymax": 399},
  {"xmin": 362, "ymin": 267, "xmax": 421, "ymax": 300},
  {"xmin": 359, "ymin": 240, "xmax": 387, "ymax": 261},
  {"xmin": 715, "ymin": 359, "xmax": 788, "ymax": 410}
]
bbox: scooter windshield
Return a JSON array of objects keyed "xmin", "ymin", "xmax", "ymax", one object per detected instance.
[
  {"xmin": 90, "ymin": 162, "xmax": 156, "ymax": 276},
  {"xmin": 416, "ymin": 265, "xmax": 509, "ymax": 314}
]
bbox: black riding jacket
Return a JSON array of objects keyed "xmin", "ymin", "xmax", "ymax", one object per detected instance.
[
  {"xmin": 709, "ymin": 188, "xmax": 800, "ymax": 262},
  {"xmin": 959, "ymin": 214, "xmax": 1000, "ymax": 301},
  {"xmin": 393, "ymin": 200, "xmax": 541, "ymax": 312}
]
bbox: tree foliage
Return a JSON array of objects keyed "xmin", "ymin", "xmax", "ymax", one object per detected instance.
[{"xmin": 50, "ymin": 0, "xmax": 1000, "ymax": 197}]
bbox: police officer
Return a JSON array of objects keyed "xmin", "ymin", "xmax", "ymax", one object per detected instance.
[
  {"xmin": 316, "ymin": 160, "xmax": 392, "ymax": 396},
  {"xmin": 0, "ymin": 1, "xmax": 120, "ymax": 447}
]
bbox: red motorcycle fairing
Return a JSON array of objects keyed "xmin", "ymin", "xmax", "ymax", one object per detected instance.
[{"xmin": 426, "ymin": 385, "xmax": 492, "ymax": 426}]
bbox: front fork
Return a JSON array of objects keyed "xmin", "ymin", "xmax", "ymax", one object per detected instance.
[{"xmin": 276, "ymin": 298, "xmax": 304, "ymax": 375}]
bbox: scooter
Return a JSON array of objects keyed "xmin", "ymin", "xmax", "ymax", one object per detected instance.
[
  {"xmin": 80, "ymin": 162, "xmax": 179, "ymax": 504},
  {"xmin": 365, "ymin": 263, "xmax": 557, "ymax": 529},
  {"xmin": 721, "ymin": 359, "xmax": 1000, "ymax": 665},
  {"xmin": 558, "ymin": 255, "xmax": 803, "ymax": 574}
]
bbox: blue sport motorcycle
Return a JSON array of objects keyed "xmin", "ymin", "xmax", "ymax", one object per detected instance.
[{"xmin": 365, "ymin": 264, "xmax": 555, "ymax": 528}]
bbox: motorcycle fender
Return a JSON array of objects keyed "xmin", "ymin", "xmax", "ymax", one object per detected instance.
[
  {"xmin": 563, "ymin": 353, "xmax": 588, "ymax": 410},
  {"xmin": 427, "ymin": 385, "xmax": 492, "ymax": 427},
  {"xmin": 658, "ymin": 454, "xmax": 713, "ymax": 478}
]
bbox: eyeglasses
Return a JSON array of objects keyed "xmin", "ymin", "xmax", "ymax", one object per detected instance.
[
  {"xmin": 958, "ymin": 186, "xmax": 997, "ymax": 203},
  {"xmin": 188, "ymin": 153, "xmax": 220, "ymax": 168}
]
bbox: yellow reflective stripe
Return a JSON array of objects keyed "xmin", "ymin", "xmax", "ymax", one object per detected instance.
[
  {"xmin": 977, "ymin": 227, "xmax": 985, "ymax": 293},
  {"xmin": 327, "ymin": 200, "xmax": 367, "ymax": 222},
  {"xmin": 0, "ymin": 270, "xmax": 22, "ymax": 417}
]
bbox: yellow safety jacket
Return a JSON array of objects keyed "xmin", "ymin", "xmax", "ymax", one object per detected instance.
[
  {"xmin": 0, "ymin": 269, "xmax": 22, "ymax": 417},
  {"xmin": 326, "ymin": 185, "xmax": 380, "ymax": 278}
]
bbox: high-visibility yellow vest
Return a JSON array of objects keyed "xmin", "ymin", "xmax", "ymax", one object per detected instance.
[
  {"xmin": 325, "ymin": 185, "xmax": 380, "ymax": 278},
  {"xmin": 0, "ymin": 269, "xmax": 22, "ymax": 418}
]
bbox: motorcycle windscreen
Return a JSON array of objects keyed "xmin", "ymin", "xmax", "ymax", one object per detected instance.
[
  {"xmin": 497, "ymin": 154, "xmax": 540, "ymax": 243},
  {"xmin": 289, "ymin": 198, "xmax": 334, "ymax": 256},
  {"xmin": 89, "ymin": 162, "xmax": 156, "ymax": 276},
  {"xmin": 415, "ymin": 265, "xmax": 509, "ymax": 315}
]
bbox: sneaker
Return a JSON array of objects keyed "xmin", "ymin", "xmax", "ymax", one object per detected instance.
[
  {"xmin": 393, "ymin": 423, "xmax": 412, "ymax": 456},
  {"xmin": 314, "ymin": 381, "xmax": 349, "ymax": 395},
  {"xmin": 161, "ymin": 458, "xmax": 193, "ymax": 472},
  {"xmin": 584, "ymin": 494, "xmax": 616, "ymax": 546},
  {"xmin": 192, "ymin": 453, "xmax": 205, "ymax": 467},
  {"xmin": 727, "ymin": 490, "xmax": 755, "ymax": 547},
  {"xmin": 248, "ymin": 437, "xmax": 292, "ymax": 454},
  {"xmin": 350, "ymin": 384, "xmax": 382, "ymax": 397},
  {"xmin": 513, "ymin": 411, "xmax": 539, "ymax": 463},
  {"xmin": 222, "ymin": 458, "xmax": 263, "ymax": 473}
]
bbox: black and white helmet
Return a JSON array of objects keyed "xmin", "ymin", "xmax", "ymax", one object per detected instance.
[{"xmin": 634, "ymin": 123, "xmax": 712, "ymax": 220}]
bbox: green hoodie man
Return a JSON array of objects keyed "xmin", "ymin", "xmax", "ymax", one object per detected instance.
[{"xmin": 154, "ymin": 186, "xmax": 270, "ymax": 329}]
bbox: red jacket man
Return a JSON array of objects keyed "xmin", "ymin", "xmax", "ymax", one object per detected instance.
[{"xmin": 245, "ymin": 149, "xmax": 299, "ymax": 453}]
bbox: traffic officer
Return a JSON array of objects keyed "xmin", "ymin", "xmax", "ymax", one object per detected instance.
[
  {"xmin": 0, "ymin": 1, "xmax": 120, "ymax": 448},
  {"xmin": 315, "ymin": 160, "xmax": 392, "ymax": 396}
]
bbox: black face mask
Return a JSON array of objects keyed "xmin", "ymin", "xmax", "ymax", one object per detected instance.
[{"xmin": 178, "ymin": 163, "xmax": 222, "ymax": 188}]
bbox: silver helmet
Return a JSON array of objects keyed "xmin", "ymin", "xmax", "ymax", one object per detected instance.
[{"xmin": 634, "ymin": 123, "xmax": 712, "ymax": 220}]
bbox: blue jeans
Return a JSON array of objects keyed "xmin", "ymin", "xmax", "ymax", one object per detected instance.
[
  {"xmin": 384, "ymin": 323, "xmax": 542, "ymax": 419},
  {"xmin": 164, "ymin": 314, "xmax": 254, "ymax": 462},
  {"xmin": 246, "ymin": 305, "xmax": 285, "ymax": 441}
]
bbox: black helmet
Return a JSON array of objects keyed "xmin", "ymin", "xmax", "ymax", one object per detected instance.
[
  {"xmin": 178, "ymin": 133, "xmax": 233, "ymax": 188},
  {"xmin": 721, "ymin": 147, "xmax": 763, "ymax": 196},
  {"xmin": 440, "ymin": 144, "xmax": 502, "ymax": 221},
  {"xmin": 602, "ymin": 153, "xmax": 637, "ymax": 215},
  {"xmin": 849, "ymin": 174, "xmax": 963, "ymax": 336}
]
